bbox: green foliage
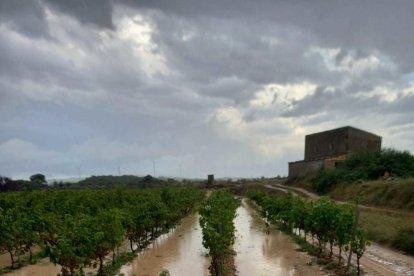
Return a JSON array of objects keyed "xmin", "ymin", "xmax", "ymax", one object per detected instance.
[
  {"xmin": 29, "ymin": 174, "xmax": 46, "ymax": 185},
  {"xmin": 329, "ymin": 178, "xmax": 414, "ymax": 211},
  {"xmin": 312, "ymin": 169, "xmax": 342, "ymax": 194},
  {"xmin": 0, "ymin": 175, "xmax": 45, "ymax": 192},
  {"xmin": 102, "ymin": 252, "xmax": 136, "ymax": 276},
  {"xmin": 351, "ymin": 228, "xmax": 370, "ymax": 275},
  {"xmin": 312, "ymin": 148, "xmax": 414, "ymax": 194},
  {"xmin": 0, "ymin": 188, "xmax": 204, "ymax": 274},
  {"xmin": 159, "ymin": 269, "xmax": 171, "ymax": 276},
  {"xmin": 248, "ymin": 192, "xmax": 367, "ymax": 272},
  {"xmin": 199, "ymin": 190, "xmax": 239, "ymax": 275},
  {"xmin": 392, "ymin": 227, "xmax": 414, "ymax": 254}
]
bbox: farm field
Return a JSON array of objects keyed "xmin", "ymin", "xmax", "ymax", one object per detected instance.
[
  {"xmin": 2, "ymin": 190, "xmax": 325, "ymax": 276},
  {"xmin": 2, "ymin": 184, "xmax": 414, "ymax": 276}
]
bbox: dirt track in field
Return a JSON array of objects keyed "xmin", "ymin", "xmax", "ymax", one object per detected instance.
[{"xmin": 265, "ymin": 184, "xmax": 414, "ymax": 276}]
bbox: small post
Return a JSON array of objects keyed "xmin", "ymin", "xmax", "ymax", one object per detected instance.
[{"xmin": 207, "ymin": 174, "xmax": 214, "ymax": 187}]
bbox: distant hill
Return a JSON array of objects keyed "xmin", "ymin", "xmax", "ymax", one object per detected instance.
[{"xmin": 73, "ymin": 174, "xmax": 168, "ymax": 189}]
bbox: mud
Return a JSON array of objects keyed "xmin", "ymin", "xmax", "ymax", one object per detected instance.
[
  {"xmin": 363, "ymin": 243, "xmax": 414, "ymax": 276},
  {"xmin": 6, "ymin": 194, "xmax": 413, "ymax": 276},
  {"xmin": 119, "ymin": 212, "xmax": 210, "ymax": 276},
  {"xmin": 4, "ymin": 258, "xmax": 61, "ymax": 276},
  {"xmin": 234, "ymin": 199, "xmax": 324, "ymax": 276},
  {"xmin": 266, "ymin": 184, "xmax": 414, "ymax": 276},
  {"xmin": 0, "ymin": 247, "xmax": 42, "ymax": 270}
]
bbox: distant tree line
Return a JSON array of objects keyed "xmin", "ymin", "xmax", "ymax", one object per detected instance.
[
  {"xmin": 0, "ymin": 174, "xmax": 192, "ymax": 192},
  {"xmin": 0, "ymin": 174, "xmax": 47, "ymax": 192},
  {"xmin": 313, "ymin": 148, "xmax": 414, "ymax": 194}
]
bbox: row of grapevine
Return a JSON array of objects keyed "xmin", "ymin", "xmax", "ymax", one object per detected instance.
[
  {"xmin": 199, "ymin": 190, "xmax": 239, "ymax": 276},
  {"xmin": 247, "ymin": 191, "xmax": 368, "ymax": 275},
  {"xmin": 0, "ymin": 188, "xmax": 204, "ymax": 275}
]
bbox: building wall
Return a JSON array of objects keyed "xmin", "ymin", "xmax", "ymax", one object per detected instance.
[
  {"xmin": 289, "ymin": 126, "xmax": 382, "ymax": 180},
  {"xmin": 347, "ymin": 127, "xmax": 382, "ymax": 154},
  {"xmin": 304, "ymin": 127, "xmax": 382, "ymax": 161},
  {"xmin": 288, "ymin": 160, "xmax": 325, "ymax": 180},
  {"xmin": 288, "ymin": 158, "xmax": 344, "ymax": 180},
  {"xmin": 304, "ymin": 127, "xmax": 348, "ymax": 161}
]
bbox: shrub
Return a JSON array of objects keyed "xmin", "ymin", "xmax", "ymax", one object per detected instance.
[
  {"xmin": 312, "ymin": 148, "xmax": 414, "ymax": 194},
  {"xmin": 392, "ymin": 227, "xmax": 414, "ymax": 255},
  {"xmin": 312, "ymin": 169, "xmax": 342, "ymax": 194}
]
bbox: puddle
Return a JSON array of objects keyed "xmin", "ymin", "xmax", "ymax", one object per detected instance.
[
  {"xmin": 234, "ymin": 200, "xmax": 324, "ymax": 276},
  {"xmin": 119, "ymin": 212, "xmax": 210, "ymax": 276}
]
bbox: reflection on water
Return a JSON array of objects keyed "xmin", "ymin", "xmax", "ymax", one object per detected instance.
[
  {"xmin": 234, "ymin": 200, "xmax": 323, "ymax": 276},
  {"xmin": 4, "ymin": 201, "xmax": 324, "ymax": 276},
  {"xmin": 119, "ymin": 212, "xmax": 210, "ymax": 276}
]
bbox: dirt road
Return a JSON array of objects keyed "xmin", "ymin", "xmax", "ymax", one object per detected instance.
[{"xmin": 264, "ymin": 184, "xmax": 414, "ymax": 276}]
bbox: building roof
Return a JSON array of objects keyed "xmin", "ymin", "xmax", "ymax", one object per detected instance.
[{"xmin": 305, "ymin": 126, "xmax": 381, "ymax": 139}]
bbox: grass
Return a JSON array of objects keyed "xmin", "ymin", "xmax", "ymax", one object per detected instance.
[
  {"xmin": 329, "ymin": 178, "xmax": 414, "ymax": 211},
  {"xmin": 359, "ymin": 208, "xmax": 414, "ymax": 254},
  {"xmin": 287, "ymin": 177, "xmax": 414, "ymax": 255}
]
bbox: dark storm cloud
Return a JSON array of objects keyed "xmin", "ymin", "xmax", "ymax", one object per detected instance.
[
  {"xmin": 281, "ymin": 87, "xmax": 382, "ymax": 118},
  {"xmin": 132, "ymin": 0, "xmax": 414, "ymax": 71},
  {"xmin": 44, "ymin": 0, "xmax": 114, "ymax": 29},
  {"xmin": 1, "ymin": 0, "xmax": 414, "ymax": 178},
  {"xmin": 0, "ymin": 0, "xmax": 49, "ymax": 38}
]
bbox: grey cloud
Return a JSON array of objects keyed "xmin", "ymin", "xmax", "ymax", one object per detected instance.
[
  {"xmin": 0, "ymin": 0, "xmax": 49, "ymax": 38},
  {"xmin": 1, "ymin": 0, "xmax": 414, "ymax": 178},
  {"xmin": 44, "ymin": 0, "xmax": 114, "ymax": 29},
  {"xmin": 281, "ymin": 86, "xmax": 381, "ymax": 118},
  {"xmin": 133, "ymin": 0, "xmax": 414, "ymax": 73}
]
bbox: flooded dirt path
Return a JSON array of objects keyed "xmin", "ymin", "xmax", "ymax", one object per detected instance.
[
  {"xmin": 119, "ymin": 212, "xmax": 210, "ymax": 276},
  {"xmin": 233, "ymin": 199, "xmax": 324, "ymax": 276},
  {"xmin": 10, "ymin": 196, "xmax": 412, "ymax": 276},
  {"xmin": 265, "ymin": 184, "xmax": 414, "ymax": 275}
]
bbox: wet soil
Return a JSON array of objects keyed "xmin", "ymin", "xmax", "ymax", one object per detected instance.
[
  {"xmin": 120, "ymin": 199, "xmax": 326, "ymax": 276},
  {"xmin": 119, "ymin": 212, "xmax": 210, "ymax": 276},
  {"xmin": 234, "ymin": 199, "xmax": 324, "ymax": 276},
  {"xmin": 4, "ymin": 258, "xmax": 61, "ymax": 276},
  {"xmin": 13, "ymin": 195, "xmax": 413, "ymax": 276},
  {"xmin": 266, "ymin": 184, "xmax": 414, "ymax": 276}
]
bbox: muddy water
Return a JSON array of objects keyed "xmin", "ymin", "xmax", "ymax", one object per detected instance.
[
  {"xmin": 119, "ymin": 212, "xmax": 210, "ymax": 276},
  {"xmin": 234, "ymin": 200, "xmax": 324, "ymax": 276},
  {"xmin": 1, "ymin": 245, "xmax": 62, "ymax": 276},
  {"xmin": 5, "ymin": 259, "xmax": 61, "ymax": 276},
  {"xmin": 3, "ymin": 201, "xmax": 327, "ymax": 276}
]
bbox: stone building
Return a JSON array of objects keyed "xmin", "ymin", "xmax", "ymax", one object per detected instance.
[{"xmin": 288, "ymin": 126, "xmax": 382, "ymax": 180}]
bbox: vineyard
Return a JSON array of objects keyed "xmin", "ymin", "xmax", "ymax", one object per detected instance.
[
  {"xmin": 0, "ymin": 188, "xmax": 204, "ymax": 275},
  {"xmin": 2, "ymin": 185, "xmax": 409, "ymax": 276},
  {"xmin": 247, "ymin": 190, "xmax": 369, "ymax": 275},
  {"xmin": 199, "ymin": 190, "xmax": 239, "ymax": 275}
]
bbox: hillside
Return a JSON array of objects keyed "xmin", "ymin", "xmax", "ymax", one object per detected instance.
[{"xmin": 329, "ymin": 178, "xmax": 414, "ymax": 211}]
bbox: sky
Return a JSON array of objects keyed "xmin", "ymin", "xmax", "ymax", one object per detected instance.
[{"xmin": 1, "ymin": 0, "xmax": 414, "ymax": 180}]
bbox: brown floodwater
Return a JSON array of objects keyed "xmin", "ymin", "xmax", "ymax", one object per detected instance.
[
  {"xmin": 234, "ymin": 199, "xmax": 324, "ymax": 276},
  {"xmin": 3, "ymin": 200, "xmax": 326, "ymax": 276},
  {"xmin": 4, "ymin": 258, "xmax": 61, "ymax": 276},
  {"xmin": 119, "ymin": 212, "xmax": 210, "ymax": 276}
]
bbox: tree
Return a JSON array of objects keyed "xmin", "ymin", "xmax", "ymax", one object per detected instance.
[
  {"xmin": 30, "ymin": 174, "xmax": 46, "ymax": 185},
  {"xmin": 351, "ymin": 228, "xmax": 369, "ymax": 276},
  {"xmin": 0, "ymin": 176, "xmax": 12, "ymax": 192}
]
